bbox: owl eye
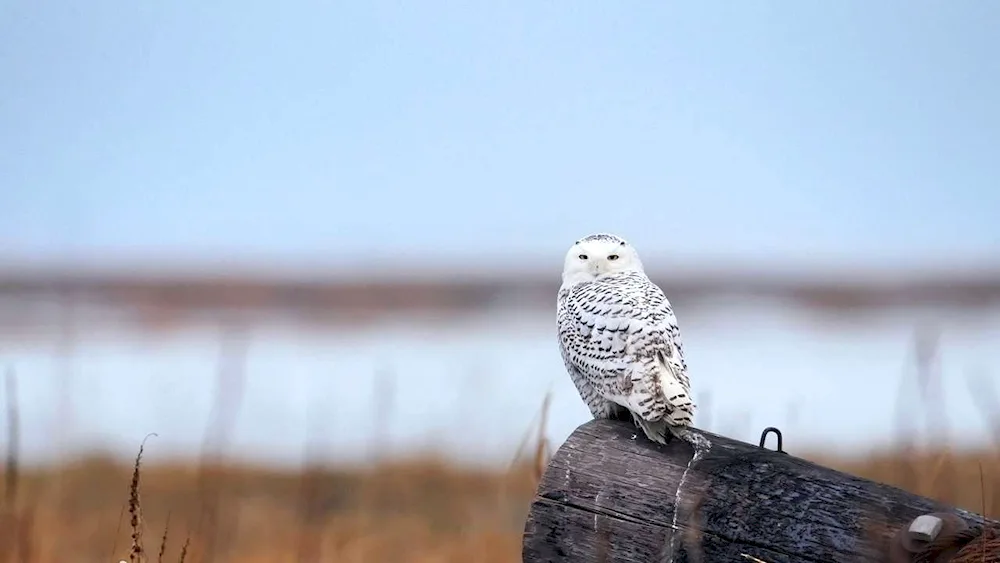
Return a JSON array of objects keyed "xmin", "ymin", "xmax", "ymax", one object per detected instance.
[
  {"xmin": 607, "ymin": 254, "xmax": 619, "ymax": 261},
  {"xmin": 578, "ymin": 254, "xmax": 588, "ymax": 260}
]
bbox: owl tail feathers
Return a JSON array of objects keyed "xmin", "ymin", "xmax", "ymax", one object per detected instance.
[
  {"xmin": 631, "ymin": 414, "xmax": 713, "ymax": 456},
  {"xmin": 652, "ymin": 352, "xmax": 696, "ymax": 427}
]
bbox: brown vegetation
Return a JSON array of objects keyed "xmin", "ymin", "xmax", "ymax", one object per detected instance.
[
  {"xmin": 2, "ymin": 267, "xmax": 1000, "ymax": 338},
  {"xmin": 0, "ymin": 435, "xmax": 994, "ymax": 562}
]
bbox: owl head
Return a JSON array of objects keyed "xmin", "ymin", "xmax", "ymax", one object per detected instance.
[{"xmin": 562, "ymin": 233, "xmax": 644, "ymax": 285}]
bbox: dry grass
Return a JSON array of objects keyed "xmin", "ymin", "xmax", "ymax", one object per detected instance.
[
  {"xmin": 0, "ymin": 455, "xmax": 539, "ymax": 563},
  {"xmin": 0, "ymin": 443, "xmax": 993, "ymax": 563},
  {"xmin": 0, "ymin": 333, "xmax": 996, "ymax": 562}
]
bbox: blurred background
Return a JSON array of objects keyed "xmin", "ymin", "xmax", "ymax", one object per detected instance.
[{"xmin": 1, "ymin": 2, "xmax": 999, "ymax": 562}]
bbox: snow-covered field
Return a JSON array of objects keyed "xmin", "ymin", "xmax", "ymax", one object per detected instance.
[{"xmin": 1, "ymin": 301, "xmax": 997, "ymax": 467}]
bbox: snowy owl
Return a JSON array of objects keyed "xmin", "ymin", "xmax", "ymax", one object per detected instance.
[{"xmin": 557, "ymin": 233, "xmax": 696, "ymax": 445}]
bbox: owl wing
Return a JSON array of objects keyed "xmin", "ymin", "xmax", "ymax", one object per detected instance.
[
  {"xmin": 559, "ymin": 272, "xmax": 693, "ymax": 425},
  {"xmin": 639, "ymin": 275, "xmax": 692, "ymax": 393}
]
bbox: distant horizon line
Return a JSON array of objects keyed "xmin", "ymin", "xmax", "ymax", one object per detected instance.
[
  {"xmin": 0, "ymin": 250, "xmax": 998, "ymax": 284},
  {"xmin": 0, "ymin": 256, "xmax": 998, "ymax": 336}
]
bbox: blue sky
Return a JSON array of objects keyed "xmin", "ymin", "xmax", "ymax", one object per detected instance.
[{"xmin": 2, "ymin": 1, "xmax": 999, "ymax": 270}]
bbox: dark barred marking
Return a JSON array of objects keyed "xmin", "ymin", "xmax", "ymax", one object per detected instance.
[{"xmin": 578, "ymin": 233, "xmax": 627, "ymax": 245}]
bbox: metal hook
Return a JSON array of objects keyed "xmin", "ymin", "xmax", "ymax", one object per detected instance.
[{"xmin": 758, "ymin": 426, "xmax": 786, "ymax": 453}]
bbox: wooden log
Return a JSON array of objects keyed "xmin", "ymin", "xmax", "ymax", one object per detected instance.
[{"xmin": 522, "ymin": 419, "xmax": 999, "ymax": 563}]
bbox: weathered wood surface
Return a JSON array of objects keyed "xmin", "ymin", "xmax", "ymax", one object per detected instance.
[{"xmin": 522, "ymin": 419, "xmax": 999, "ymax": 563}]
